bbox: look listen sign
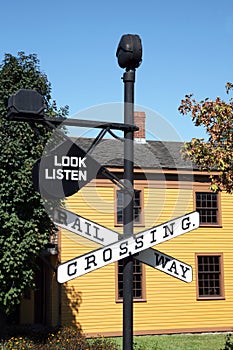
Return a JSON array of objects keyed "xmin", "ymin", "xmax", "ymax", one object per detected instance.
[{"xmin": 32, "ymin": 138, "xmax": 102, "ymax": 199}]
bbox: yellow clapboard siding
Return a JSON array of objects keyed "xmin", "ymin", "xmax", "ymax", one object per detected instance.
[{"xmin": 60, "ymin": 184, "xmax": 233, "ymax": 335}]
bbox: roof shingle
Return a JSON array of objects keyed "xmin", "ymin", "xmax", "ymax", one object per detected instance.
[{"xmin": 72, "ymin": 138, "xmax": 195, "ymax": 170}]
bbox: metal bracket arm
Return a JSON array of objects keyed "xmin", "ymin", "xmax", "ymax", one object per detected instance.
[{"xmin": 7, "ymin": 113, "xmax": 139, "ymax": 132}]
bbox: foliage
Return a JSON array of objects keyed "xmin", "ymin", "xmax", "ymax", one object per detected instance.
[
  {"xmin": 221, "ymin": 334, "xmax": 233, "ymax": 350},
  {"xmin": 89, "ymin": 337, "xmax": 119, "ymax": 350},
  {"xmin": 0, "ymin": 52, "xmax": 68, "ymax": 315},
  {"xmin": 0, "ymin": 326, "xmax": 119, "ymax": 349},
  {"xmin": 178, "ymin": 83, "xmax": 233, "ymax": 193}
]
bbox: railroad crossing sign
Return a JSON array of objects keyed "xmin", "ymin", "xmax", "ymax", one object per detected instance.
[
  {"xmin": 55, "ymin": 207, "xmax": 199, "ymax": 284},
  {"xmin": 53, "ymin": 207, "xmax": 193, "ymax": 283}
]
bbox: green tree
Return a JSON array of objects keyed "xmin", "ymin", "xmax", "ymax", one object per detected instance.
[
  {"xmin": 178, "ymin": 83, "xmax": 233, "ymax": 193},
  {"xmin": 0, "ymin": 52, "xmax": 67, "ymax": 316}
]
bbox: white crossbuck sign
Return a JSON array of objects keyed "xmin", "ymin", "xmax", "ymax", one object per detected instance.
[{"xmin": 54, "ymin": 207, "xmax": 199, "ymax": 284}]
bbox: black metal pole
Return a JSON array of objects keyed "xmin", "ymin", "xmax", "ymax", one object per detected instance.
[{"xmin": 123, "ymin": 68, "xmax": 135, "ymax": 350}]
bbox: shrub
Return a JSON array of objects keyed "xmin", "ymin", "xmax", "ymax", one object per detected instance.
[
  {"xmin": 0, "ymin": 325, "xmax": 119, "ymax": 349},
  {"xmin": 89, "ymin": 337, "xmax": 119, "ymax": 350},
  {"xmin": 1, "ymin": 336, "xmax": 34, "ymax": 349},
  {"xmin": 221, "ymin": 334, "xmax": 233, "ymax": 350}
]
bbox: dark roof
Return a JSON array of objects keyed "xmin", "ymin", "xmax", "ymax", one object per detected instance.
[{"xmin": 72, "ymin": 138, "xmax": 196, "ymax": 171}]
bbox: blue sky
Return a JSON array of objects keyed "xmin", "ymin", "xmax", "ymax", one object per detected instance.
[{"xmin": 1, "ymin": 0, "xmax": 233, "ymax": 140}]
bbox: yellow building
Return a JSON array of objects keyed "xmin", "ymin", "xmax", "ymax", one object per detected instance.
[{"xmin": 20, "ymin": 112, "xmax": 233, "ymax": 336}]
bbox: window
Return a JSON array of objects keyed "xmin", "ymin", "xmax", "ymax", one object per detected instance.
[
  {"xmin": 116, "ymin": 189, "xmax": 143, "ymax": 225},
  {"xmin": 196, "ymin": 254, "xmax": 224, "ymax": 300},
  {"xmin": 195, "ymin": 192, "xmax": 220, "ymax": 226},
  {"xmin": 116, "ymin": 259, "xmax": 146, "ymax": 301}
]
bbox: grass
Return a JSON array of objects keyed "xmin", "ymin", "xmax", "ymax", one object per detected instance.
[
  {"xmin": 0, "ymin": 326, "xmax": 230, "ymax": 350},
  {"xmin": 110, "ymin": 333, "xmax": 228, "ymax": 350}
]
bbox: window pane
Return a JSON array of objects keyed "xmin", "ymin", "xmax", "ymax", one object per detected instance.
[
  {"xmin": 197, "ymin": 255, "xmax": 222, "ymax": 297},
  {"xmin": 117, "ymin": 210, "xmax": 123, "ymax": 224},
  {"xmin": 118, "ymin": 259, "xmax": 143, "ymax": 300},
  {"xmin": 134, "ymin": 190, "xmax": 140, "ymax": 199},
  {"xmin": 196, "ymin": 192, "xmax": 218, "ymax": 225},
  {"xmin": 116, "ymin": 190, "xmax": 142, "ymax": 225},
  {"xmin": 117, "ymin": 191, "xmax": 123, "ymax": 206},
  {"xmin": 134, "ymin": 208, "xmax": 141, "ymax": 223}
]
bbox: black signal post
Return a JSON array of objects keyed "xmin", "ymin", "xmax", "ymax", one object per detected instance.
[{"xmin": 116, "ymin": 34, "xmax": 142, "ymax": 350}]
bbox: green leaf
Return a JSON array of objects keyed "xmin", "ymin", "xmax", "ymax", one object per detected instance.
[{"xmin": 0, "ymin": 52, "xmax": 66, "ymax": 315}]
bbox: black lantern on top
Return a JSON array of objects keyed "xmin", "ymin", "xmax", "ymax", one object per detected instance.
[{"xmin": 116, "ymin": 34, "xmax": 142, "ymax": 70}]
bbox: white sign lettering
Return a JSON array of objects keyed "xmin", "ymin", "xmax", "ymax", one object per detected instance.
[
  {"xmin": 54, "ymin": 156, "xmax": 87, "ymax": 168},
  {"xmin": 53, "ymin": 207, "xmax": 118, "ymax": 245},
  {"xmin": 45, "ymin": 168, "xmax": 87, "ymax": 181},
  {"xmin": 136, "ymin": 249, "xmax": 192, "ymax": 282},
  {"xmin": 44, "ymin": 155, "xmax": 87, "ymax": 181},
  {"xmin": 57, "ymin": 211, "xmax": 199, "ymax": 283}
]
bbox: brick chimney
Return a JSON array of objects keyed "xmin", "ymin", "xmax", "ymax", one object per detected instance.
[{"xmin": 134, "ymin": 111, "xmax": 146, "ymax": 143}]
